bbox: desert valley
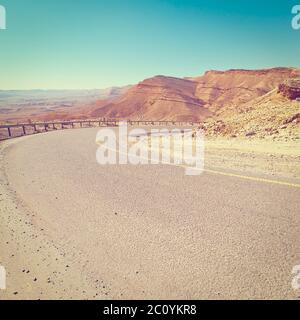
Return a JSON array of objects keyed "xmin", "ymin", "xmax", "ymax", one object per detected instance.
[
  {"xmin": 1, "ymin": 67, "xmax": 299, "ymax": 141},
  {"xmin": 0, "ymin": 67, "xmax": 300, "ymax": 300},
  {"xmin": 2, "ymin": 0, "xmax": 300, "ymax": 311}
]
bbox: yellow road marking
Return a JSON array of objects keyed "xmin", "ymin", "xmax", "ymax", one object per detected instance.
[
  {"xmin": 203, "ymin": 168, "xmax": 300, "ymax": 188},
  {"xmin": 98, "ymin": 144, "xmax": 300, "ymax": 189},
  {"xmin": 172, "ymin": 160, "xmax": 300, "ymax": 188}
]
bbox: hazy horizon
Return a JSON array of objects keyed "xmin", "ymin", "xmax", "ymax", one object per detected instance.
[{"xmin": 1, "ymin": 66, "xmax": 300, "ymax": 91}]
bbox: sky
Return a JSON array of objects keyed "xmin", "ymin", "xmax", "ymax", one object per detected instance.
[{"xmin": 0, "ymin": 0, "xmax": 299, "ymax": 89}]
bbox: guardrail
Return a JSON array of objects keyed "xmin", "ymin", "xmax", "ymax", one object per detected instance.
[{"xmin": 0, "ymin": 119, "xmax": 201, "ymax": 140}]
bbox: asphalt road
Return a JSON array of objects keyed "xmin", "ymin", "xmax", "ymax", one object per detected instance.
[{"xmin": 2, "ymin": 127, "xmax": 300, "ymax": 299}]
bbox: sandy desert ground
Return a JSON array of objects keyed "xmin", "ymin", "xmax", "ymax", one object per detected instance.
[{"xmin": 0, "ymin": 127, "xmax": 299, "ymax": 300}]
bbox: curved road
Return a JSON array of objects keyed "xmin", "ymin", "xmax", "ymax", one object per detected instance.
[{"xmin": 1, "ymin": 127, "xmax": 300, "ymax": 299}]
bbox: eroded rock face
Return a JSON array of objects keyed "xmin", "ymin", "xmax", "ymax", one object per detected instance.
[
  {"xmin": 87, "ymin": 68, "xmax": 300, "ymax": 122},
  {"xmin": 284, "ymin": 113, "xmax": 300, "ymax": 124},
  {"xmin": 278, "ymin": 79, "xmax": 300, "ymax": 100},
  {"xmin": 89, "ymin": 76, "xmax": 210, "ymax": 122},
  {"xmin": 190, "ymin": 68, "xmax": 300, "ymax": 111},
  {"xmin": 11, "ymin": 68, "xmax": 298, "ymax": 125}
]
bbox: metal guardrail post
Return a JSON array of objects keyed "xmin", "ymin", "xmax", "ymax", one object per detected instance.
[{"xmin": 0, "ymin": 119, "xmax": 203, "ymax": 140}]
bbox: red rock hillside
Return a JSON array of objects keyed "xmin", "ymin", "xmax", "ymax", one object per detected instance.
[
  {"xmin": 79, "ymin": 67, "xmax": 300, "ymax": 122},
  {"xmin": 87, "ymin": 76, "xmax": 210, "ymax": 122}
]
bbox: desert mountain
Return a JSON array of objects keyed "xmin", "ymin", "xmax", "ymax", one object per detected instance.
[
  {"xmin": 190, "ymin": 67, "xmax": 300, "ymax": 111},
  {"xmin": 87, "ymin": 76, "xmax": 210, "ymax": 121},
  {"xmin": 79, "ymin": 67, "xmax": 300, "ymax": 123},
  {"xmin": 1, "ymin": 67, "xmax": 299, "ymax": 140}
]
